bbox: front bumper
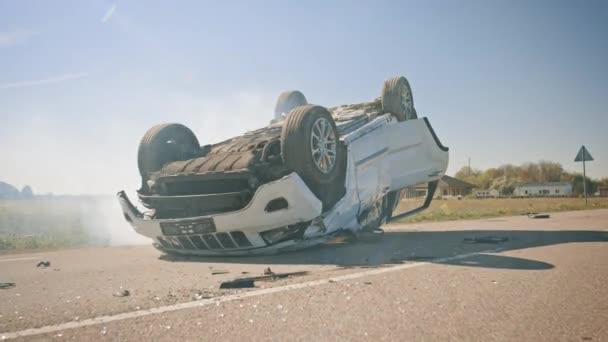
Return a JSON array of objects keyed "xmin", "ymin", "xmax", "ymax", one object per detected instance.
[{"xmin": 118, "ymin": 173, "xmax": 327, "ymax": 256}]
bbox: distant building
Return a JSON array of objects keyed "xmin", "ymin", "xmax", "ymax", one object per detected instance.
[
  {"xmin": 404, "ymin": 175, "xmax": 476, "ymax": 199},
  {"xmin": 513, "ymin": 182, "xmax": 572, "ymax": 197},
  {"xmin": 475, "ymin": 189, "xmax": 500, "ymax": 198},
  {"xmin": 598, "ymin": 186, "xmax": 608, "ymax": 197}
]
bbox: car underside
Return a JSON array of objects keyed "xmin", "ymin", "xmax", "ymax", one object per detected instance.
[{"xmin": 118, "ymin": 75, "xmax": 449, "ymax": 256}]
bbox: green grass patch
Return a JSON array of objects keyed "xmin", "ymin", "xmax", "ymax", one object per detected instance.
[{"xmin": 395, "ymin": 197, "xmax": 608, "ymax": 224}]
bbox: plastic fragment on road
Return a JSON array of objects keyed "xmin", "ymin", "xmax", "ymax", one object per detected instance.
[
  {"xmin": 211, "ymin": 270, "xmax": 230, "ymax": 275},
  {"xmin": 463, "ymin": 236, "xmax": 509, "ymax": 244},
  {"xmin": 219, "ymin": 279, "xmax": 255, "ymax": 289},
  {"xmin": 219, "ymin": 271, "xmax": 309, "ymax": 289},
  {"xmin": 36, "ymin": 261, "xmax": 51, "ymax": 268},
  {"xmin": 0, "ymin": 282, "xmax": 16, "ymax": 289},
  {"xmin": 528, "ymin": 213, "xmax": 550, "ymax": 219},
  {"xmin": 113, "ymin": 289, "xmax": 130, "ymax": 297}
]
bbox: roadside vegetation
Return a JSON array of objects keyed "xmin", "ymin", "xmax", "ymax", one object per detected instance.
[
  {"xmin": 453, "ymin": 161, "xmax": 608, "ymax": 196},
  {"xmin": 396, "ymin": 197, "xmax": 608, "ymax": 224}
]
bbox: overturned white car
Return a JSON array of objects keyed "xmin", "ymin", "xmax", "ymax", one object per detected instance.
[{"xmin": 118, "ymin": 76, "xmax": 449, "ymax": 255}]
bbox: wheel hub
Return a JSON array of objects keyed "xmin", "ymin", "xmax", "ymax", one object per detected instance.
[
  {"xmin": 310, "ymin": 117, "xmax": 337, "ymax": 173},
  {"xmin": 401, "ymin": 86, "xmax": 413, "ymax": 118}
]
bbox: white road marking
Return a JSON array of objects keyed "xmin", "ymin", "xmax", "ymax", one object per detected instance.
[
  {"xmin": 0, "ymin": 257, "xmax": 37, "ymax": 263},
  {"xmin": 0, "ymin": 249, "xmax": 498, "ymax": 340}
]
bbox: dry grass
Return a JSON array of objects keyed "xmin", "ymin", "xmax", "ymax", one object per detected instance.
[{"xmin": 394, "ymin": 197, "xmax": 608, "ymax": 224}]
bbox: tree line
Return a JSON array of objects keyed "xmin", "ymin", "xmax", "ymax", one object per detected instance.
[{"xmin": 454, "ymin": 161, "xmax": 608, "ymax": 196}]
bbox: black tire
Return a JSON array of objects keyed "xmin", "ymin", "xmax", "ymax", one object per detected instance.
[
  {"xmin": 274, "ymin": 91, "xmax": 308, "ymax": 118},
  {"xmin": 281, "ymin": 105, "xmax": 345, "ymax": 209},
  {"xmin": 381, "ymin": 76, "xmax": 417, "ymax": 121},
  {"xmin": 137, "ymin": 123, "xmax": 200, "ymax": 190}
]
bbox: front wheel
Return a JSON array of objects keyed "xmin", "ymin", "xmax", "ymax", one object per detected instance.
[
  {"xmin": 137, "ymin": 123, "xmax": 200, "ymax": 191},
  {"xmin": 281, "ymin": 105, "xmax": 345, "ymax": 209}
]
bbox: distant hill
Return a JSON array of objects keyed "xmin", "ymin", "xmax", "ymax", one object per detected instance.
[{"xmin": 0, "ymin": 181, "xmax": 35, "ymax": 199}]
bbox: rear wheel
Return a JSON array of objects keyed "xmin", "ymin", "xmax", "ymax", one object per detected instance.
[
  {"xmin": 137, "ymin": 123, "xmax": 200, "ymax": 191},
  {"xmin": 381, "ymin": 76, "xmax": 417, "ymax": 121},
  {"xmin": 274, "ymin": 91, "xmax": 308, "ymax": 119},
  {"xmin": 281, "ymin": 105, "xmax": 345, "ymax": 209}
]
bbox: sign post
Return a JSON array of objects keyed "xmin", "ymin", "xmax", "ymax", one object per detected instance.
[{"xmin": 574, "ymin": 145, "xmax": 594, "ymax": 206}]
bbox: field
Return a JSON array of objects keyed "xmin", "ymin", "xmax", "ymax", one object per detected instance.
[
  {"xmin": 0, "ymin": 197, "xmax": 141, "ymax": 252},
  {"xmin": 395, "ymin": 197, "xmax": 608, "ymax": 223}
]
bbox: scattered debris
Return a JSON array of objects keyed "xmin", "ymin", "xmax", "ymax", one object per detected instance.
[
  {"xmin": 211, "ymin": 270, "xmax": 230, "ymax": 275},
  {"xmin": 241, "ymin": 271, "xmax": 250, "ymax": 274},
  {"xmin": 263, "ymin": 267, "xmax": 274, "ymax": 276},
  {"xmin": 363, "ymin": 281, "xmax": 372, "ymax": 285},
  {"xmin": 113, "ymin": 289, "xmax": 130, "ymax": 298},
  {"xmin": 100, "ymin": 327, "xmax": 108, "ymax": 336},
  {"xmin": 219, "ymin": 279, "xmax": 255, "ymax": 289},
  {"xmin": 463, "ymin": 236, "xmax": 509, "ymax": 244},
  {"xmin": 219, "ymin": 271, "xmax": 309, "ymax": 289},
  {"xmin": 528, "ymin": 213, "xmax": 550, "ymax": 219},
  {"xmin": 0, "ymin": 282, "xmax": 16, "ymax": 289},
  {"xmin": 192, "ymin": 291, "xmax": 213, "ymax": 300},
  {"xmin": 37, "ymin": 261, "xmax": 51, "ymax": 268}
]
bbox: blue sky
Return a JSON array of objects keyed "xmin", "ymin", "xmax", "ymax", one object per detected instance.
[{"xmin": 1, "ymin": 0, "xmax": 607, "ymax": 194}]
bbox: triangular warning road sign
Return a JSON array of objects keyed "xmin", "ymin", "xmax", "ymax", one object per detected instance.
[{"xmin": 574, "ymin": 145, "xmax": 594, "ymax": 162}]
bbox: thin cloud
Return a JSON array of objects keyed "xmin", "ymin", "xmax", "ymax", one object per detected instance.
[
  {"xmin": 101, "ymin": 4, "xmax": 117, "ymax": 23},
  {"xmin": 0, "ymin": 30, "xmax": 37, "ymax": 48},
  {"xmin": 0, "ymin": 72, "xmax": 89, "ymax": 90}
]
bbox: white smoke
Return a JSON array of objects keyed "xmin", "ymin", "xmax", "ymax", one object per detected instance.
[{"xmin": 0, "ymin": 90, "xmax": 276, "ymax": 246}]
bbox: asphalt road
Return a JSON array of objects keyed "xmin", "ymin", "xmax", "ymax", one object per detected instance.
[{"xmin": 1, "ymin": 209, "xmax": 607, "ymax": 341}]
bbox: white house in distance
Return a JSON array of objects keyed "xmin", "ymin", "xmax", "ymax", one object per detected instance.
[
  {"xmin": 513, "ymin": 182, "xmax": 573, "ymax": 197},
  {"xmin": 475, "ymin": 189, "xmax": 500, "ymax": 198}
]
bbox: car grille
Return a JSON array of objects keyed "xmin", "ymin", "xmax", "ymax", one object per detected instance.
[{"xmin": 157, "ymin": 231, "xmax": 252, "ymax": 250}]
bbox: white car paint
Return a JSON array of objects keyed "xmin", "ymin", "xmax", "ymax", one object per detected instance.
[{"xmin": 118, "ymin": 115, "xmax": 448, "ymax": 255}]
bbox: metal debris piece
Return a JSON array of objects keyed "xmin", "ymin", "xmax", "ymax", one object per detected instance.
[
  {"xmin": 211, "ymin": 270, "xmax": 230, "ymax": 275},
  {"xmin": 113, "ymin": 289, "xmax": 130, "ymax": 297},
  {"xmin": 463, "ymin": 236, "xmax": 509, "ymax": 244},
  {"xmin": 0, "ymin": 282, "xmax": 16, "ymax": 289},
  {"xmin": 263, "ymin": 267, "xmax": 274, "ymax": 276},
  {"xmin": 37, "ymin": 261, "xmax": 51, "ymax": 268}
]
